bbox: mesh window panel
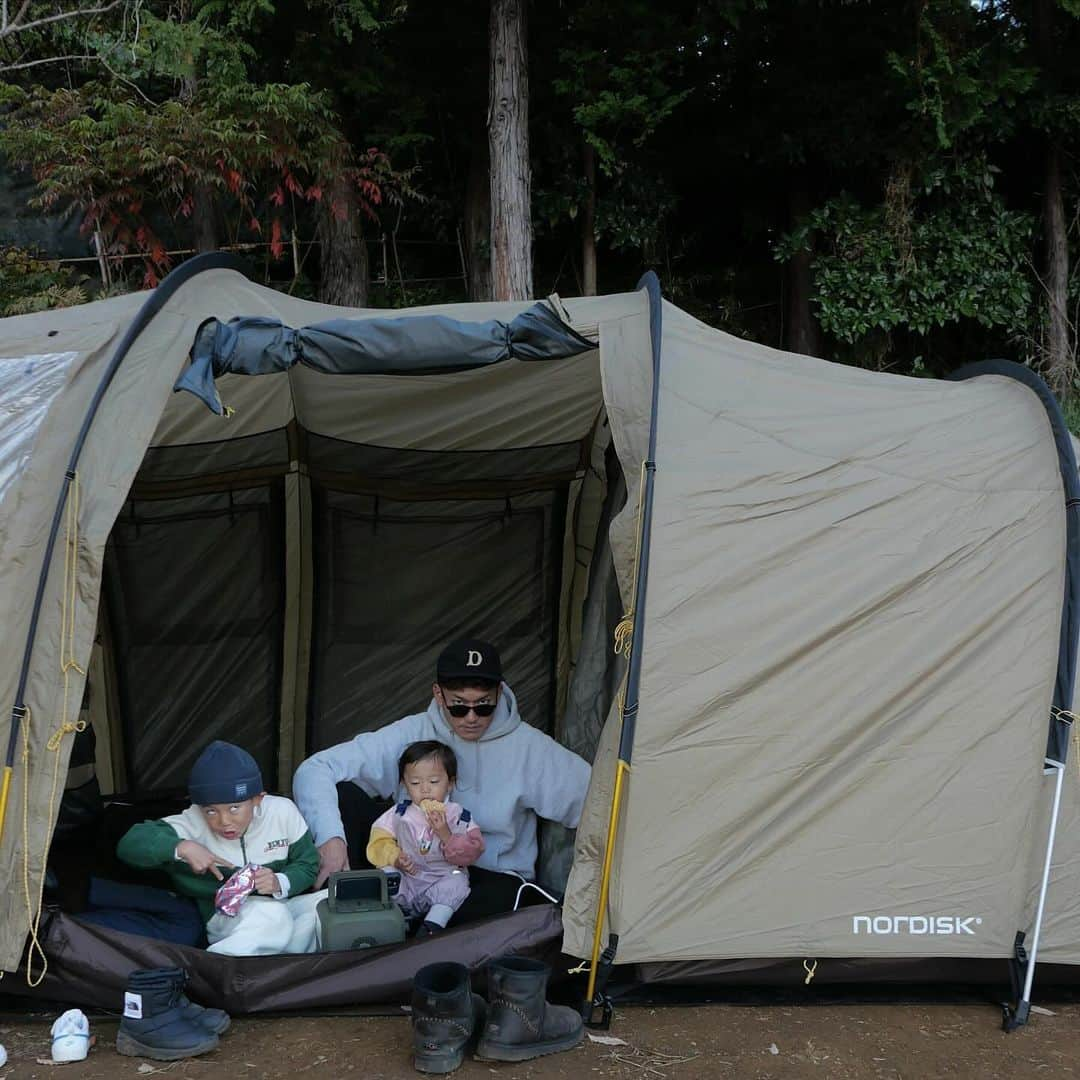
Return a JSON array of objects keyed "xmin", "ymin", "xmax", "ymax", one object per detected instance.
[
  {"xmin": 139, "ymin": 430, "xmax": 291, "ymax": 482},
  {"xmin": 309, "ymin": 487, "xmax": 566, "ymax": 749},
  {"xmin": 306, "ymin": 433, "xmax": 582, "ymax": 484},
  {"xmin": 104, "ymin": 485, "xmax": 285, "ymax": 795}
]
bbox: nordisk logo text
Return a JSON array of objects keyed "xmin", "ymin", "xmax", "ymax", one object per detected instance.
[{"xmin": 852, "ymin": 915, "xmax": 983, "ymax": 936}]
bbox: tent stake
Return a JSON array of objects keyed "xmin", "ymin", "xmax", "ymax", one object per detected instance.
[{"xmin": 1004, "ymin": 761, "xmax": 1066, "ymax": 1031}]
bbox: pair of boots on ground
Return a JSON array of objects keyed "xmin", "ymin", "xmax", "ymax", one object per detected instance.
[
  {"xmin": 117, "ymin": 967, "xmax": 230, "ymax": 1060},
  {"xmin": 412, "ymin": 956, "xmax": 582, "ymax": 1073}
]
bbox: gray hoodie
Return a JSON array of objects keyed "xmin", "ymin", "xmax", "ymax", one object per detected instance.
[{"xmin": 292, "ymin": 683, "xmax": 591, "ymax": 880}]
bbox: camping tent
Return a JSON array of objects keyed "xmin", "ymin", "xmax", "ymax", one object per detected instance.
[{"xmin": 1, "ymin": 254, "xmax": 1079, "ymax": 1024}]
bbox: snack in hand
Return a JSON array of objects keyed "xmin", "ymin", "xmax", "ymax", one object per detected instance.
[
  {"xmin": 214, "ymin": 863, "xmax": 259, "ymax": 917},
  {"xmin": 419, "ymin": 799, "xmax": 446, "ymax": 815}
]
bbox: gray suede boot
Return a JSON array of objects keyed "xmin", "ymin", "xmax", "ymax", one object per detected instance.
[
  {"xmin": 475, "ymin": 956, "xmax": 583, "ymax": 1062},
  {"xmin": 116, "ymin": 968, "xmax": 220, "ymax": 1061},
  {"xmin": 411, "ymin": 962, "xmax": 486, "ymax": 1073},
  {"xmin": 155, "ymin": 967, "xmax": 231, "ymax": 1035}
]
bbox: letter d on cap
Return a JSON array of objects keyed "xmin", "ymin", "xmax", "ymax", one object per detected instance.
[{"xmin": 466, "ymin": 650, "xmax": 482, "ymax": 667}]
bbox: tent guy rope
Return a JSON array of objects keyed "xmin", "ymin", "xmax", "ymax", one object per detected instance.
[{"xmin": 19, "ymin": 470, "xmax": 87, "ymax": 987}]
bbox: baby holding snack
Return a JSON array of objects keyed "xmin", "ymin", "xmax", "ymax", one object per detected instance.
[{"xmin": 366, "ymin": 740, "xmax": 484, "ymax": 936}]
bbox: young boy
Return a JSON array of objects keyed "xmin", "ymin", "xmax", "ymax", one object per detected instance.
[
  {"xmin": 117, "ymin": 741, "xmax": 322, "ymax": 956},
  {"xmin": 367, "ymin": 740, "xmax": 485, "ymax": 936}
]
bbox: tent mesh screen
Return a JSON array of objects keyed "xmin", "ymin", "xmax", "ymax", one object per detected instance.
[
  {"xmin": 305, "ymin": 432, "xmax": 582, "ymax": 485},
  {"xmin": 308, "ymin": 484, "xmax": 566, "ymax": 749},
  {"xmin": 103, "ymin": 483, "xmax": 286, "ymax": 794},
  {"xmin": 139, "ymin": 429, "xmax": 290, "ymax": 482}
]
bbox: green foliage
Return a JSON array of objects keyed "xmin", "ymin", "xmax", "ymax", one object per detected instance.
[
  {"xmin": 555, "ymin": 46, "xmax": 691, "ymax": 177},
  {"xmin": 0, "ymin": 0, "xmax": 412, "ymax": 284},
  {"xmin": 0, "ymin": 0, "xmax": 1075, "ymax": 383},
  {"xmin": 535, "ymin": 167, "xmax": 675, "ymax": 255},
  {"xmin": 1060, "ymin": 396, "xmax": 1080, "ymax": 437},
  {"xmin": 0, "ymin": 247, "xmax": 87, "ymax": 315},
  {"xmin": 535, "ymin": 1, "xmax": 708, "ymax": 259},
  {"xmin": 887, "ymin": 1, "xmax": 1034, "ymax": 152},
  {"xmin": 777, "ymin": 159, "xmax": 1034, "ymax": 344},
  {"xmin": 0, "ymin": 71, "xmax": 407, "ymax": 284},
  {"xmin": 596, "ymin": 172, "xmax": 677, "ymax": 254}
]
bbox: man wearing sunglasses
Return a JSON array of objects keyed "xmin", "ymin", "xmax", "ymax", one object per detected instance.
[{"xmin": 292, "ymin": 638, "xmax": 591, "ymax": 924}]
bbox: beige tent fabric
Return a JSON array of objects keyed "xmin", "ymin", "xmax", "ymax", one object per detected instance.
[
  {"xmin": 0, "ymin": 270, "xmax": 622, "ymax": 972},
  {"xmin": 563, "ymin": 305, "xmax": 1070, "ymax": 963},
  {"xmin": 149, "ymin": 287, "xmax": 641, "ymax": 452},
  {"xmin": 1026, "ymin": 771, "xmax": 1080, "ymax": 962},
  {"xmin": 554, "ymin": 419, "xmax": 612, "ymax": 726},
  {"xmin": 1031, "ymin": 504, "xmax": 1080, "ymax": 963},
  {"xmin": 0, "ymin": 307, "xmax": 195, "ymax": 971},
  {"xmin": 2, "ymin": 265, "xmax": 1077, "ymax": 976},
  {"xmin": 560, "ymin": 297, "xmax": 653, "ymax": 951},
  {"xmin": 595, "ymin": 301, "xmax": 654, "ymax": 604}
]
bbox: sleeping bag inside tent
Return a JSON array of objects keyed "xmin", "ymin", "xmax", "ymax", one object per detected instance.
[{"xmin": 2, "ymin": 253, "xmax": 1080, "ymax": 1018}]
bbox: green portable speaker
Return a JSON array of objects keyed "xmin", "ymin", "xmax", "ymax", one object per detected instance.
[{"xmin": 316, "ymin": 870, "xmax": 407, "ymax": 951}]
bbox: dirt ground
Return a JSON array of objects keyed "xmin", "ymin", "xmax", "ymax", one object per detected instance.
[{"xmin": 3, "ymin": 1000, "xmax": 1080, "ymax": 1079}]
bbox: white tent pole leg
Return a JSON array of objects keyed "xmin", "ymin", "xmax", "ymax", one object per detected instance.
[{"xmin": 1007, "ymin": 763, "xmax": 1066, "ymax": 1030}]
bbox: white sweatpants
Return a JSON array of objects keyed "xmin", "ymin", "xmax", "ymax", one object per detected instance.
[{"xmin": 205, "ymin": 890, "xmax": 327, "ymax": 956}]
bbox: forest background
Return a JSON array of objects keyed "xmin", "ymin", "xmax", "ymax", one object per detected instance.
[{"xmin": 0, "ymin": 0, "xmax": 1078, "ymax": 415}]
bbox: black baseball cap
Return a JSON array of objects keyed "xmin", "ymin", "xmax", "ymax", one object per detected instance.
[{"xmin": 436, "ymin": 639, "xmax": 502, "ymax": 684}]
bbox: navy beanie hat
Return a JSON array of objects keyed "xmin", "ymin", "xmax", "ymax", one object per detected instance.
[{"xmin": 188, "ymin": 741, "xmax": 263, "ymax": 805}]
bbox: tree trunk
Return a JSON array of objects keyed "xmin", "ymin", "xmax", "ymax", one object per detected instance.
[
  {"xmin": 464, "ymin": 127, "xmax": 493, "ymax": 301},
  {"xmin": 1043, "ymin": 141, "xmax": 1072, "ymax": 396},
  {"xmin": 180, "ymin": 74, "xmax": 218, "ymax": 252},
  {"xmin": 1033, "ymin": 0, "xmax": 1072, "ymax": 394},
  {"xmin": 191, "ymin": 188, "xmax": 218, "ymax": 253},
  {"xmin": 317, "ymin": 174, "xmax": 369, "ymax": 307},
  {"xmin": 784, "ymin": 183, "xmax": 820, "ymax": 357},
  {"xmin": 488, "ymin": 0, "xmax": 533, "ymax": 301},
  {"xmin": 582, "ymin": 140, "xmax": 597, "ymax": 296}
]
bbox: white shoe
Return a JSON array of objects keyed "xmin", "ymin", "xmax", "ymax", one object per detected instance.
[
  {"xmin": 0, "ymin": 1042, "xmax": 7, "ymax": 1067},
  {"xmin": 51, "ymin": 1008, "xmax": 90, "ymax": 1062}
]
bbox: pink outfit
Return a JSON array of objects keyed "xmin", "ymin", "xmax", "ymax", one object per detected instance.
[{"xmin": 372, "ymin": 800, "xmax": 484, "ymax": 923}]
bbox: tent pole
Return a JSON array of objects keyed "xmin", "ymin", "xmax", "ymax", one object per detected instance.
[
  {"xmin": 580, "ymin": 271, "xmax": 663, "ymax": 1024},
  {"xmin": 3, "ymin": 253, "xmax": 249, "ymax": 784},
  {"xmin": 0, "ymin": 765, "xmax": 11, "ymax": 847},
  {"xmin": 584, "ymin": 757, "xmax": 629, "ymax": 1006},
  {"xmin": 1006, "ymin": 762, "xmax": 1067, "ymax": 1030}
]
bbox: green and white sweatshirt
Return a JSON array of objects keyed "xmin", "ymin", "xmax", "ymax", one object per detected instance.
[{"xmin": 116, "ymin": 794, "xmax": 319, "ymax": 920}]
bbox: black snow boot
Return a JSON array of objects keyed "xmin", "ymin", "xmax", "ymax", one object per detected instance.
[
  {"xmin": 155, "ymin": 967, "xmax": 231, "ymax": 1035},
  {"xmin": 475, "ymin": 956, "xmax": 584, "ymax": 1062},
  {"xmin": 116, "ymin": 968, "xmax": 220, "ymax": 1061},
  {"xmin": 411, "ymin": 962, "xmax": 486, "ymax": 1074}
]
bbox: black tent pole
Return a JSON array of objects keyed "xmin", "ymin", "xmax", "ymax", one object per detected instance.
[
  {"xmin": 0, "ymin": 253, "xmax": 249, "ymax": 845},
  {"xmin": 952, "ymin": 360, "xmax": 1080, "ymax": 1030},
  {"xmin": 583, "ymin": 271, "xmax": 663, "ymax": 1026}
]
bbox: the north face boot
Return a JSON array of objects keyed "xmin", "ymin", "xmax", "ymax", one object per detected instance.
[
  {"xmin": 411, "ymin": 962, "xmax": 486, "ymax": 1074},
  {"xmin": 154, "ymin": 967, "xmax": 231, "ymax": 1035},
  {"xmin": 116, "ymin": 968, "xmax": 220, "ymax": 1061},
  {"xmin": 475, "ymin": 956, "xmax": 584, "ymax": 1062}
]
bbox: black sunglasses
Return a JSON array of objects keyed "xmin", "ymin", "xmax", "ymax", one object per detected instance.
[{"xmin": 443, "ymin": 702, "xmax": 497, "ymax": 719}]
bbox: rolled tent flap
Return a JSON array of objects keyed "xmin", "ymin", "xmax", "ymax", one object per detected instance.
[{"xmin": 175, "ymin": 301, "xmax": 597, "ymax": 415}]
